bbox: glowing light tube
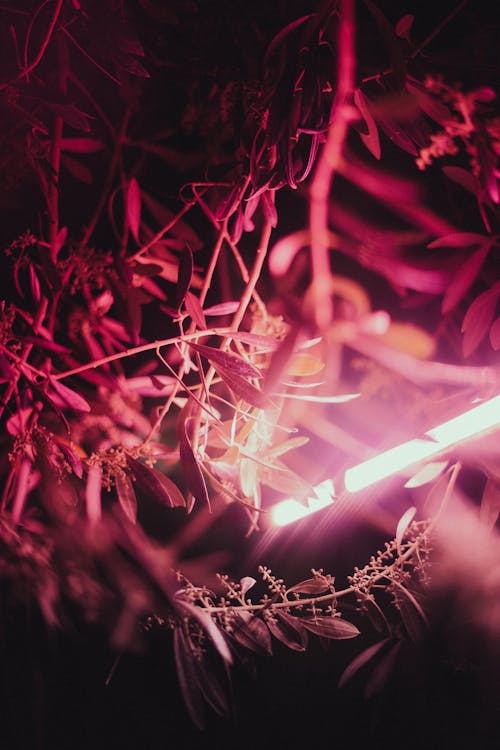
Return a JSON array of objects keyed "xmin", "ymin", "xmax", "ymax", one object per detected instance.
[{"xmin": 270, "ymin": 394, "xmax": 500, "ymax": 527}]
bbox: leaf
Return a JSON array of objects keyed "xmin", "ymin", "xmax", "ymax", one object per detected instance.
[
  {"xmin": 85, "ymin": 463, "xmax": 102, "ymax": 523},
  {"xmin": 286, "ymin": 353, "xmax": 324, "ymax": 377},
  {"xmin": 126, "ymin": 178, "xmax": 141, "ymax": 242},
  {"xmin": 173, "ymin": 628, "xmax": 205, "ymax": 730},
  {"xmin": 47, "ymin": 376, "xmax": 91, "ymax": 412},
  {"xmin": 126, "ymin": 456, "xmax": 185, "ymax": 508},
  {"xmin": 60, "ymin": 137, "xmax": 105, "ymax": 153},
  {"xmin": 489, "ymin": 316, "xmax": 500, "ymax": 350},
  {"xmin": 364, "ymin": 641, "xmax": 402, "ymax": 698},
  {"xmin": 442, "ymin": 243, "xmax": 491, "ymax": 313},
  {"xmin": 184, "ymin": 291, "xmax": 207, "ymax": 329},
  {"xmin": 240, "ymin": 577, "xmax": 256, "ymax": 597},
  {"xmin": 202, "ymin": 301, "xmax": 240, "ymax": 317},
  {"xmin": 480, "ymin": 477, "xmax": 500, "ymax": 530},
  {"xmin": 179, "ymin": 601, "xmax": 232, "ymax": 664},
  {"xmin": 442, "ymin": 166, "xmax": 478, "ymax": 194},
  {"xmin": 0, "ymin": 352, "xmax": 15, "ymax": 382},
  {"xmin": 61, "ymin": 154, "xmax": 93, "ymax": 184},
  {"xmin": 187, "ymin": 342, "xmax": 262, "ymax": 380},
  {"xmin": 57, "ymin": 441, "xmax": 84, "ymax": 479},
  {"xmin": 287, "ymin": 578, "xmax": 331, "ymax": 595},
  {"xmin": 266, "ymin": 612, "xmax": 308, "ymax": 652},
  {"xmin": 12, "ymin": 458, "xmax": 32, "ymax": 524},
  {"xmin": 364, "ymin": 0, "xmax": 406, "ymax": 87},
  {"xmin": 462, "ymin": 285, "xmax": 500, "ymax": 356},
  {"xmin": 215, "ymin": 364, "xmax": 269, "ymax": 409},
  {"xmin": 354, "ymin": 89, "xmax": 381, "ymax": 160},
  {"xmin": 338, "ymin": 639, "xmax": 391, "ymax": 688},
  {"xmin": 176, "ymin": 244, "xmax": 194, "ymax": 308},
  {"xmin": 404, "ymin": 461, "xmax": 448, "ymax": 489},
  {"xmin": 177, "ymin": 404, "xmax": 211, "ymax": 511},
  {"xmin": 301, "ymin": 616, "xmax": 360, "ymax": 639},
  {"xmin": 427, "ymin": 232, "xmax": 488, "ymax": 249},
  {"xmin": 115, "ymin": 471, "xmax": 138, "ymax": 523},
  {"xmin": 395, "ymin": 14, "xmax": 414, "ymax": 41},
  {"xmin": 230, "ymin": 611, "xmax": 272, "ymax": 655},
  {"xmin": 395, "ymin": 506, "xmax": 416, "ymax": 554},
  {"xmin": 391, "ymin": 580, "xmax": 428, "ymax": 641}
]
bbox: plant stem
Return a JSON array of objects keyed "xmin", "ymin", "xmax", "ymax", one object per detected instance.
[{"xmin": 309, "ymin": 0, "xmax": 355, "ymax": 330}]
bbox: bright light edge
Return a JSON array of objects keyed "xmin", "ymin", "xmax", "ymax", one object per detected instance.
[{"xmin": 270, "ymin": 394, "xmax": 500, "ymax": 527}]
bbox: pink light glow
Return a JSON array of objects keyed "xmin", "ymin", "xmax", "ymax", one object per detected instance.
[{"xmin": 271, "ymin": 394, "xmax": 500, "ymax": 527}]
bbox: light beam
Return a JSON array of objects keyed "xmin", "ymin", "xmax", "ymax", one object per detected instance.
[{"xmin": 270, "ymin": 394, "xmax": 500, "ymax": 527}]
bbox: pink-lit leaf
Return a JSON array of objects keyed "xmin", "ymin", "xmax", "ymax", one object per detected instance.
[
  {"xmin": 442, "ymin": 243, "xmax": 491, "ymax": 313},
  {"xmin": 60, "ymin": 137, "xmax": 105, "ymax": 153},
  {"xmin": 287, "ymin": 577, "xmax": 331, "ymax": 595},
  {"xmin": 395, "ymin": 14, "xmax": 414, "ymax": 41},
  {"xmin": 442, "ymin": 166, "xmax": 478, "ymax": 194},
  {"xmin": 479, "ymin": 477, "xmax": 500, "ymax": 530},
  {"xmin": 126, "ymin": 456, "xmax": 185, "ymax": 508},
  {"xmin": 354, "ymin": 89, "xmax": 381, "ymax": 160},
  {"xmin": 0, "ymin": 352, "xmax": 15, "ymax": 382},
  {"xmin": 61, "ymin": 154, "xmax": 92, "ymax": 184},
  {"xmin": 406, "ymin": 82, "xmax": 451, "ymax": 125},
  {"xmin": 215, "ymin": 364, "xmax": 269, "ymax": 409},
  {"xmin": 376, "ymin": 117, "xmax": 418, "ymax": 155},
  {"xmin": 126, "ymin": 178, "xmax": 141, "ymax": 242},
  {"xmin": 19, "ymin": 336, "xmax": 71, "ymax": 354},
  {"xmin": 29, "ymin": 264, "xmax": 41, "ymax": 303},
  {"xmin": 184, "ymin": 291, "xmax": 207, "ymax": 329},
  {"xmin": 404, "ymin": 461, "xmax": 448, "ymax": 489},
  {"xmin": 364, "ymin": 0, "xmax": 406, "ymax": 86},
  {"xmin": 338, "ymin": 639, "xmax": 391, "ymax": 688},
  {"xmin": 47, "ymin": 375, "xmax": 91, "ymax": 412},
  {"xmin": 262, "ymin": 328, "xmax": 298, "ymax": 395},
  {"xmin": 266, "ymin": 612, "xmax": 308, "ymax": 652},
  {"xmin": 364, "ymin": 642, "xmax": 402, "ymax": 698},
  {"xmin": 258, "ymin": 462, "xmax": 314, "ymax": 499},
  {"xmin": 57, "ymin": 441, "xmax": 83, "ymax": 479},
  {"xmin": 427, "ymin": 232, "xmax": 488, "ymax": 249},
  {"xmin": 115, "ymin": 471, "xmax": 138, "ymax": 523},
  {"xmin": 179, "ymin": 600, "xmax": 232, "ymax": 664},
  {"xmin": 176, "ymin": 244, "xmax": 194, "ymax": 308},
  {"xmin": 263, "ymin": 13, "xmax": 317, "ymax": 68},
  {"xmin": 231, "ymin": 611, "xmax": 272, "ymax": 655},
  {"xmin": 260, "ymin": 191, "xmax": 278, "ymax": 227},
  {"xmin": 395, "ymin": 506, "xmax": 416, "ymax": 554},
  {"xmin": 275, "ymin": 392, "xmax": 359, "ymax": 404},
  {"xmin": 173, "ymin": 628, "xmax": 205, "ymax": 730},
  {"xmin": 120, "ymin": 375, "xmax": 175, "ymax": 397},
  {"xmin": 85, "ymin": 463, "xmax": 102, "ymax": 523},
  {"xmin": 391, "ymin": 580, "xmax": 428, "ymax": 641},
  {"xmin": 12, "ymin": 458, "xmax": 32, "ymax": 524},
  {"xmin": 202, "ymin": 301, "xmax": 240, "ymax": 317},
  {"xmin": 240, "ymin": 577, "xmax": 256, "ymax": 597},
  {"xmin": 177, "ymin": 405, "xmax": 210, "ymax": 511},
  {"xmin": 225, "ymin": 331, "xmax": 280, "ymax": 351},
  {"xmin": 462, "ymin": 285, "xmax": 500, "ymax": 356},
  {"xmin": 489, "ymin": 316, "xmax": 500, "ymax": 350},
  {"xmin": 187, "ymin": 342, "xmax": 262, "ymax": 380},
  {"xmin": 268, "ymin": 229, "xmax": 309, "ymax": 277},
  {"xmin": 301, "ymin": 617, "xmax": 360, "ymax": 639}
]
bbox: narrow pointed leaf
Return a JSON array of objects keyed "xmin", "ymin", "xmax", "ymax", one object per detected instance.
[
  {"xmin": 177, "ymin": 405, "xmax": 210, "ymax": 510},
  {"xmin": 339, "ymin": 639, "xmax": 391, "ymax": 688},
  {"xmin": 266, "ymin": 611, "xmax": 308, "ymax": 652},
  {"xmin": 126, "ymin": 456, "xmax": 185, "ymax": 508},
  {"xmin": 176, "ymin": 244, "xmax": 194, "ymax": 308},
  {"xmin": 442, "ymin": 243, "xmax": 491, "ymax": 313},
  {"xmin": 301, "ymin": 617, "xmax": 360, "ymax": 639},
  {"xmin": 395, "ymin": 506, "xmax": 416, "ymax": 554},
  {"xmin": 115, "ymin": 471, "xmax": 138, "ymax": 523},
  {"xmin": 48, "ymin": 376, "xmax": 91, "ymax": 412},
  {"xmin": 126, "ymin": 178, "xmax": 141, "ymax": 242},
  {"xmin": 173, "ymin": 628, "xmax": 205, "ymax": 730},
  {"xmin": 188, "ymin": 342, "xmax": 262, "ymax": 380},
  {"xmin": 215, "ymin": 364, "xmax": 269, "ymax": 408}
]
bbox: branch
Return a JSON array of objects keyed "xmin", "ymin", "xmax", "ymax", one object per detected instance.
[{"xmin": 309, "ymin": 0, "xmax": 356, "ymax": 329}]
